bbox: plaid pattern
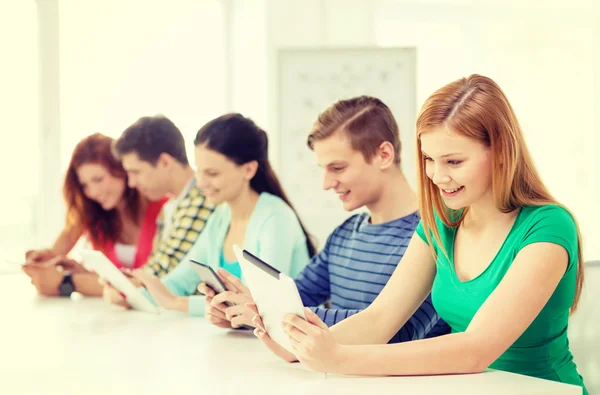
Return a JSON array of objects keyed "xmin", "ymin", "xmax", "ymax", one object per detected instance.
[{"xmin": 145, "ymin": 183, "xmax": 214, "ymax": 278}]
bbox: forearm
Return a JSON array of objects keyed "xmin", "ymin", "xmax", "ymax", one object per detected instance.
[
  {"xmin": 311, "ymin": 307, "xmax": 360, "ymax": 327},
  {"xmin": 388, "ymin": 297, "xmax": 445, "ymax": 343},
  {"xmin": 169, "ymin": 296, "xmax": 190, "ymax": 313},
  {"xmin": 141, "ymin": 281, "xmax": 192, "ymax": 313},
  {"xmin": 162, "ymin": 295, "xmax": 201, "ymax": 315},
  {"xmin": 52, "ymin": 227, "xmax": 81, "ymax": 256},
  {"xmin": 331, "ymin": 306, "xmax": 405, "ymax": 345},
  {"xmin": 72, "ymin": 273, "xmax": 103, "ymax": 296},
  {"xmin": 337, "ymin": 332, "xmax": 485, "ymax": 376}
]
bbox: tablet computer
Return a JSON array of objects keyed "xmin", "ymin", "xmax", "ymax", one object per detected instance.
[
  {"xmin": 190, "ymin": 260, "xmax": 229, "ymax": 295},
  {"xmin": 233, "ymin": 245, "xmax": 306, "ymax": 353},
  {"xmin": 82, "ymin": 249, "xmax": 159, "ymax": 314},
  {"xmin": 190, "ymin": 260, "xmax": 252, "ymax": 330}
]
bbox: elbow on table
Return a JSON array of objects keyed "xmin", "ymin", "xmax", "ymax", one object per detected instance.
[{"xmin": 462, "ymin": 344, "xmax": 497, "ymax": 375}]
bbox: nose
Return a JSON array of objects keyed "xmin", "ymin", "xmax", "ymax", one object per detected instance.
[
  {"xmin": 430, "ymin": 164, "xmax": 451, "ymax": 186},
  {"xmin": 322, "ymin": 172, "xmax": 339, "ymax": 191}
]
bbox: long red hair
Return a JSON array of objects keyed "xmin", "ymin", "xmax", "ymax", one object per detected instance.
[
  {"xmin": 63, "ymin": 133, "xmax": 141, "ymax": 248},
  {"xmin": 415, "ymin": 75, "xmax": 584, "ymax": 312}
]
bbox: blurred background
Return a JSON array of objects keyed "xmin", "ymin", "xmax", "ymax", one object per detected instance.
[{"xmin": 1, "ymin": 0, "xmax": 598, "ymax": 259}]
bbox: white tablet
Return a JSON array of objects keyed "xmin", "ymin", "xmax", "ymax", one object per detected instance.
[
  {"xmin": 82, "ymin": 249, "xmax": 159, "ymax": 314},
  {"xmin": 234, "ymin": 245, "xmax": 306, "ymax": 353}
]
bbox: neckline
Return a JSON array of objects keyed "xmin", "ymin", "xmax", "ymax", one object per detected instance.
[
  {"xmin": 360, "ymin": 210, "xmax": 419, "ymax": 231},
  {"xmin": 221, "ymin": 192, "xmax": 267, "ymax": 256},
  {"xmin": 221, "ymin": 248, "xmax": 237, "ymax": 265},
  {"xmin": 449, "ymin": 208, "xmax": 523, "ymax": 284}
]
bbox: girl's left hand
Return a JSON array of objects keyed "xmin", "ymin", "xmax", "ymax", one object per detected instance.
[{"xmin": 282, "ymin": 307, "xmax": 345, "ymax": 374}]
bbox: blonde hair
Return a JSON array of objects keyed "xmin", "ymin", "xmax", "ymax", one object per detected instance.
[{"xmin": 416, "ymin": 74, "xmax": 584, "ymax": 312}]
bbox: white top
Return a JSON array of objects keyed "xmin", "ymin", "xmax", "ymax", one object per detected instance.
[
  {"xmin": 1, "ymin": 275, "xmax": 582, "ymax": 395},
  {"xmin": 114, "ymin": 243, "xmax": 136, "ymax": 267},
  {"xmin": 160, "ymin": 177, "xmax": 194, "ymax": 241}
]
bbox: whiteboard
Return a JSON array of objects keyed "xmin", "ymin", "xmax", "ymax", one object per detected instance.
[{"xmin": 277, "ymin": 47, "xmax": 417, "ymax": 248}]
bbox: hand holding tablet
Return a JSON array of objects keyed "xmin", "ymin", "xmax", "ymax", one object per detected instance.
[
  {"xmin": 233, "ymin": 245, "xmax": 306, "ymax": 353},
  {"xmin": 82, "ymin": 250, "xmax": 159, "ymax": 314}
]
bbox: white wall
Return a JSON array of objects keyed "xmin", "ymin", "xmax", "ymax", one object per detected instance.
[
  {"xmin": 594, "ymin": 2, "xmax": 600, "ymax": 260},
  {"xmin": 0, "ymin": 0, "xmax": 41, "ymax": 256},
  {"xmin": 229, "ymin": 0, "xmax": 377, "ymax": 171},
  {"xmin": 29, "ymin": 0, "xmax": 227, "ymax": 249},
  {"xmin": 229, "ymin": 0, "xmax": 269, "ymax": 126},
  {"xmin": 374, "ymin": 0, "xmax": 597, "ymax": 257},
  {"xmin": 59, "ymin": 0, "xmax": 226, "ymax": 168},
  {"xmin": 29, "ymin": 0, "xmax": 598, "ymax": 256},
  {"xmin": 266, "ymin": 0, "xmax": 377, "ymax": 171},
  {"xmin": 229, "ymin": 0, "xmax": 599, "ymax": 255}
]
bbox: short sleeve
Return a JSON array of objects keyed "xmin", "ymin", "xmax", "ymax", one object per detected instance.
[
  {"xmin": 519, "ymin": 206, "xmax": 579, "ymax": 271},
  {"xmin": 415, "ymin": 220, "xmax": 428, "ymax": 245}
]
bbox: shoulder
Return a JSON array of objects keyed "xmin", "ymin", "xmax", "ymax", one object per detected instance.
[
  {"xmin": 514, "ymin": 204, "xmax": 579, "ymax": 269},
  {"xmin": 332, "ymin": 213, "xmax": 367, "ymax": 234},
  {"xmin": 416, "ymin": 209, "xmax": 456, "ymax": 249},
  {"xmin": 517, "ymin": 204, "xmax": 578, "ymax": 247},
  {"xmin": 519, "ymin": 204, "xmax": 575, "ymax": 229},
  {"xmin": 255, "ymin": 193, "xmax": 298, "ymax": 222}
]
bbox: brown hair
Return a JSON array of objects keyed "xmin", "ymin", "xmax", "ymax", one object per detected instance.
[
  {"xmin": 307, "ymin": 96, "xmax": 402, "ymax": 165},
  {"xmin": 416, "ymin": 74, "xmax": 584, "ymax": 312},
  {"xmin": 113, "ymin": 115, "xmax": 189, "ymax": 165},
  {"xmin": 64, "ymin": 133, "xmax": 141, "ymax": 247}
]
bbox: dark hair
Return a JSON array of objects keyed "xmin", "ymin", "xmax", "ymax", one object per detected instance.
[
  {"xmin": 113, "ymin": 115, "xmax": 189, "ymax": 165},
  {"xmin": 64, "ymin": 133, "xmax": 142, "ymax": 247},
  {"xmin": 307, "ymin": 96, "xmax": 402, "ymax": 165},
  {"xmin": 194, "ymin": 113, "xmax": 317, "ymax": 257}
]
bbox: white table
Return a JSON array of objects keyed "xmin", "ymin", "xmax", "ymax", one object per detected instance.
[{"xmin": 1, "ymin": 275, "xmax": 582, "ymax": 395}]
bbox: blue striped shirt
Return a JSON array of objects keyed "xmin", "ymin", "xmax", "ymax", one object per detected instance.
[{"xmin": 295, "ymin": 211, "xmax": 450, "ymax": 343}]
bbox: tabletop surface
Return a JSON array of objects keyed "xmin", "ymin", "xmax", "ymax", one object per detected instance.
[{"xmin": 0, "ymin": 273, "xmax": 582, "ymax": 395}]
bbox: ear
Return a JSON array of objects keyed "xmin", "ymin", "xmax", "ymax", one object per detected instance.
[
  {"xmin": 376, "ymin": 141, "xmax": 396, "ymax": 170},
  {"xmin": 244, "ymin": 160, "xmax": 259, "ymax": 180},
  {"xmin": 156, "ymin": 153, "xmax": 174, "ymax": 169}
]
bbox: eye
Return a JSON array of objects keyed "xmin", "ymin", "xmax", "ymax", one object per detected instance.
[
  {"xmin": 423, "ymin": 156, "xmax": 433, "ymax": 162},
  {"xmin": 447, "ymin": 160, "xmax": 462, "ymax": 165},
  {"xmin": 332, "ymin": 167, "xmax": 344, "ymax": 172}
]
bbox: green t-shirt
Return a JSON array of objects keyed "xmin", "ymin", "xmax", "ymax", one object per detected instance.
[{"xmin": 416, "ymin": 205, "xmax": 587, "ymax": 394}]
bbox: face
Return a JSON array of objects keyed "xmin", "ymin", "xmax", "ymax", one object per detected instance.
[
  {"xmin": 420, "ymin": 126, "xmax": 493, "ymax": 210},
  {"xmin": 194, "ymin": 144, "xmax": 255, "ymax": 205},
  {"xmin": 120, "ymin": 152, "xmax": 170, "ymax": 200},
  {"xmin": 313, "ymin": 132, "xmax": 389, "ymax": 212},
  {"xmin": 76, "ymin": 163, "xmax": 126, "ymax": 210}
]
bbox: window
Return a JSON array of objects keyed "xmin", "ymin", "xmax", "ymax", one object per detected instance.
[
  {"xmin": 0, "ymin": 0, "xmax": 39, "ymax": 260},
  {"xmin": 59, "ymin": 0, "xmax": 226, "ymax": 170}
]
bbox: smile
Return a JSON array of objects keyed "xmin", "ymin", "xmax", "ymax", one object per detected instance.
[{"xmin": 440, "ymin": 186, "xmax": 464, "ymax": 197}]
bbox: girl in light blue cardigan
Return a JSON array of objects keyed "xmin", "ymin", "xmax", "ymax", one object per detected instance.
[{"xmin": 107, "ymin": 113, "xmax": 315, "ymax": 317}]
